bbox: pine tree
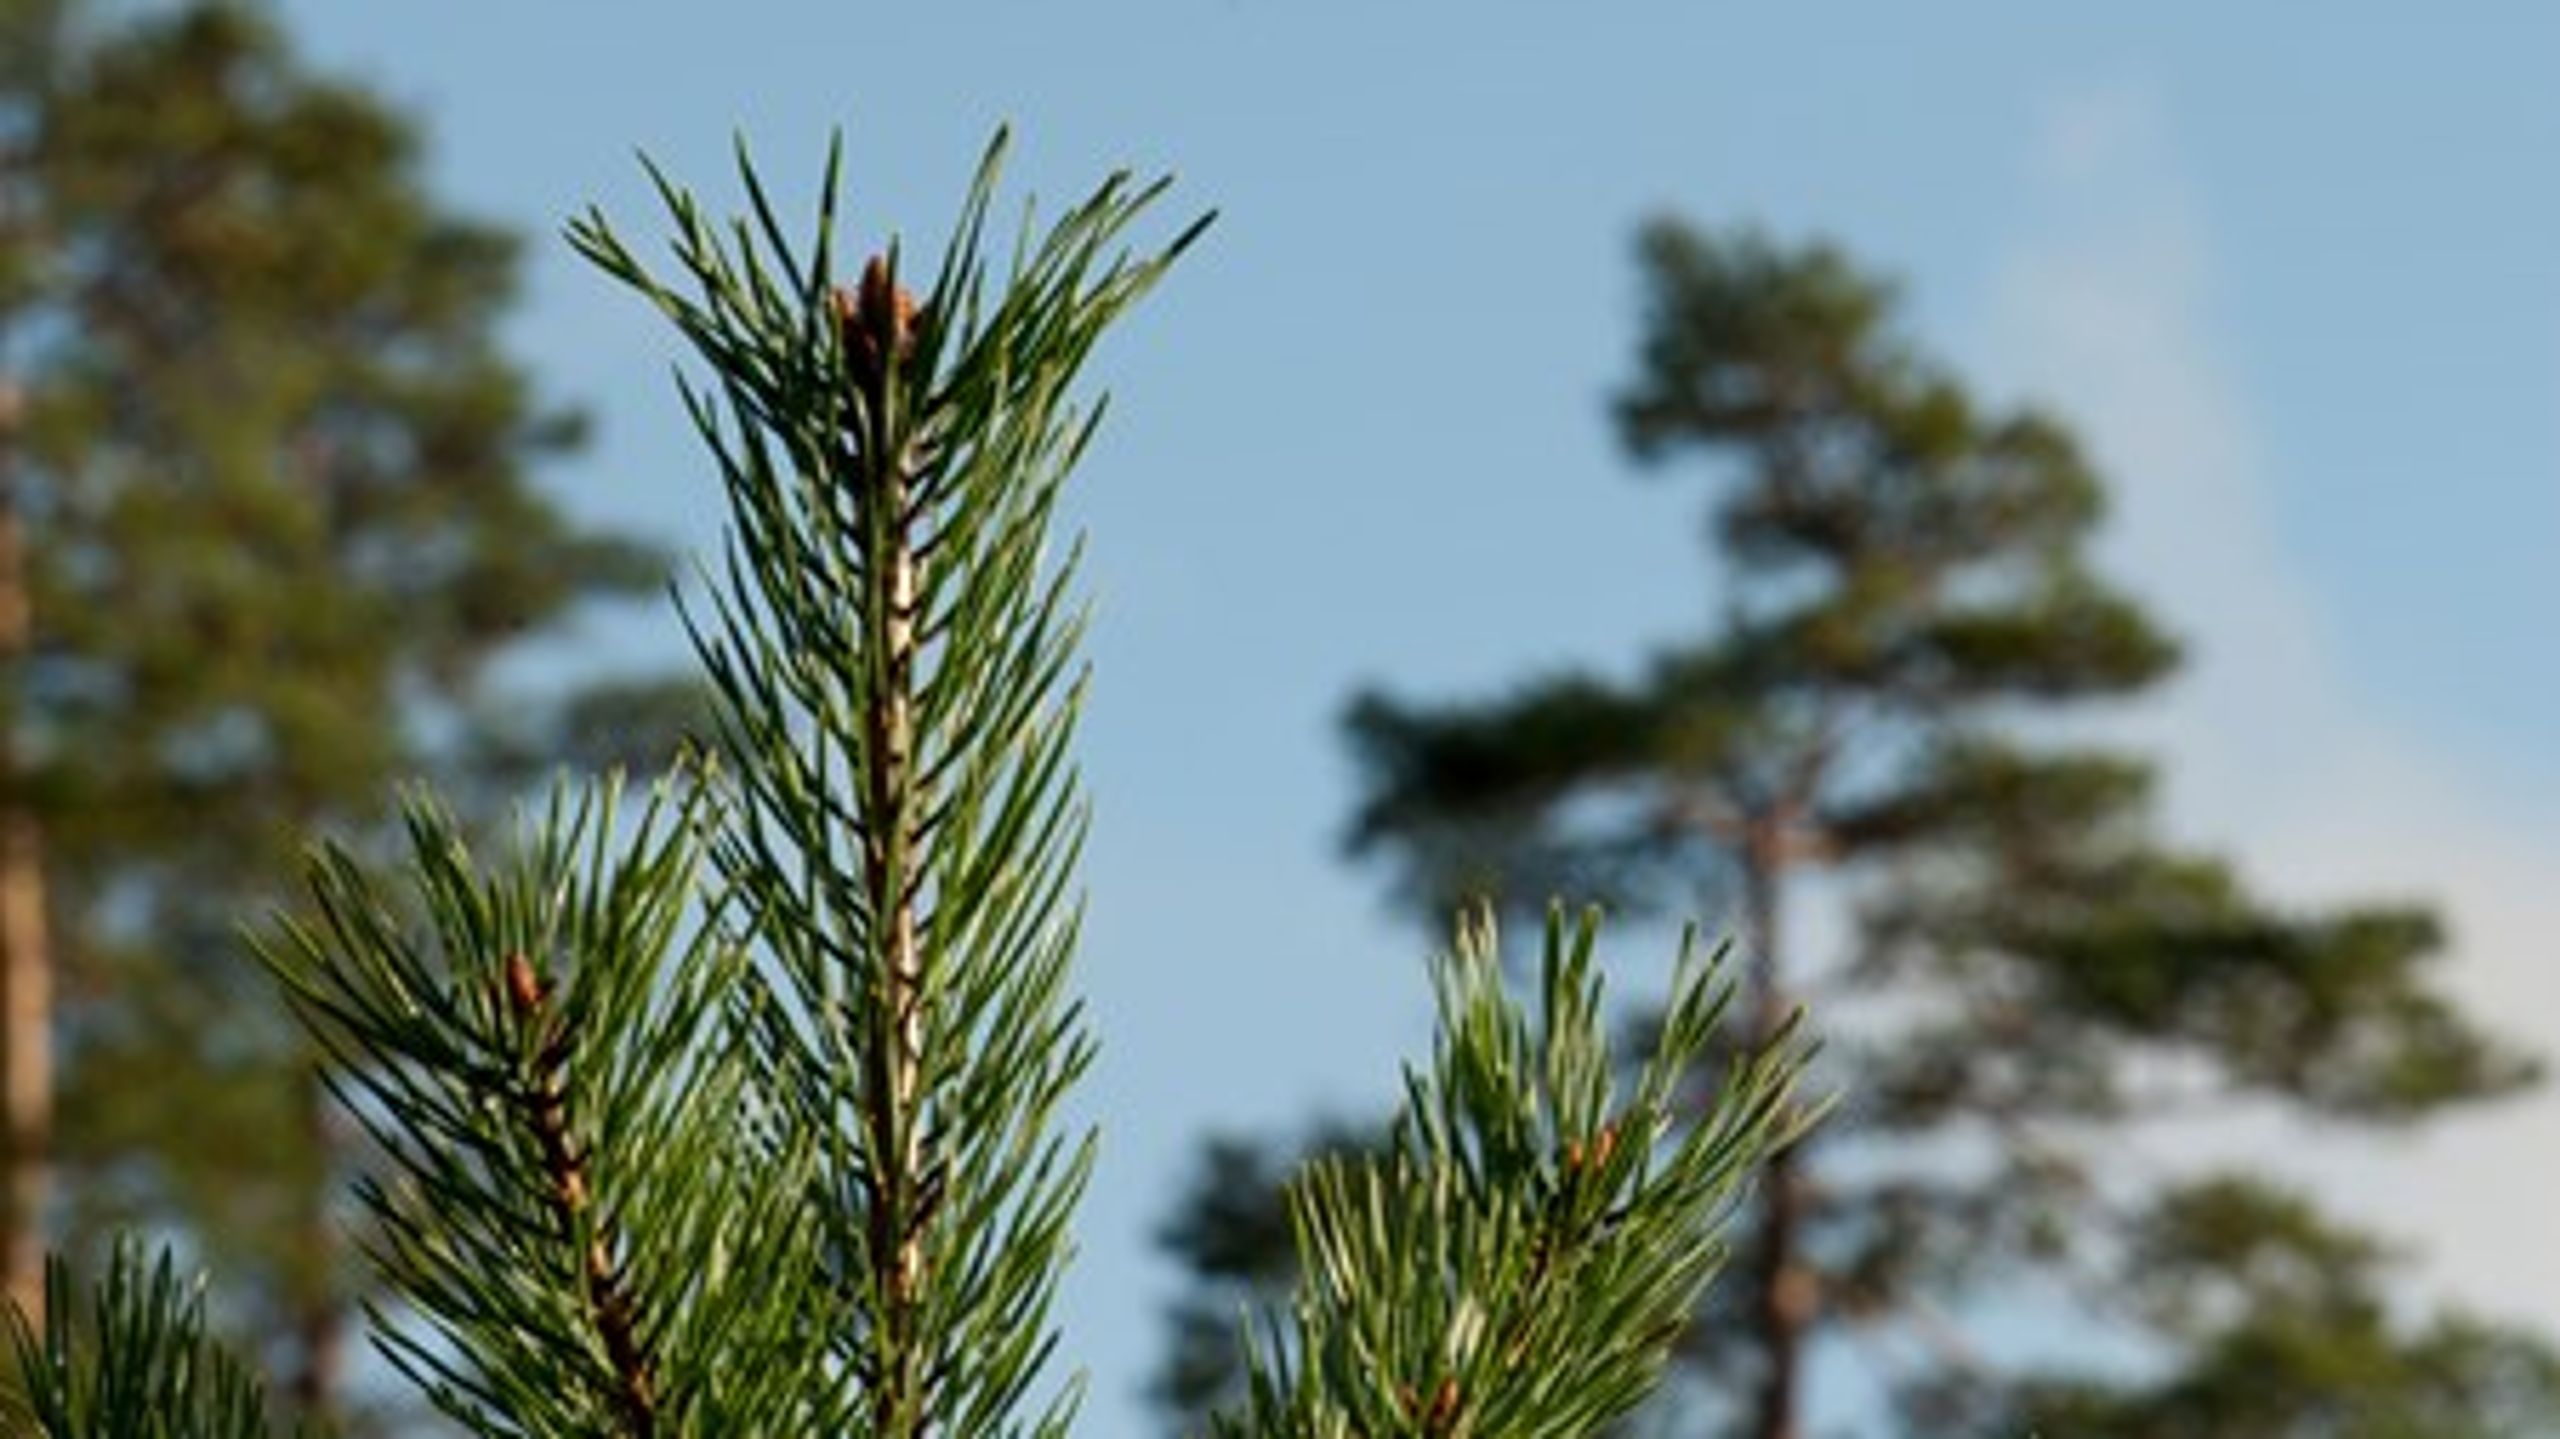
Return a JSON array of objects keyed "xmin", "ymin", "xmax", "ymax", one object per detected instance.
[
  {"xmin": 4, "ymin": 135, "xmax": 1814, "ymax": 1435},
  {"xmin": 1154, "ymin": 222, "xmax": 2556, "ymax": 1437},
  {"xmin": 0, "ymin": 0, "xmax": 668, "ymax": 1414}
]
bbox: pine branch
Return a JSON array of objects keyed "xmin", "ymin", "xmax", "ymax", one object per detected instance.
[
  {"xmin": 569, "ymin": 133, "xmax": 1207, "ymax": 1436},
  {"xmin": 3, "ymin": 1241, "xmax": 281, "ymax": 1438},
  {"xmin": 495, "ymin": 950, "xmax": 656, "ymax": 1433},
  {"xmin": 259, "ymin": 780, "xmax": 823, "ymax": 1436},
  {"xmin": 1221, "ymin": 907, "xmax": 1818, "ymax": 1437}
]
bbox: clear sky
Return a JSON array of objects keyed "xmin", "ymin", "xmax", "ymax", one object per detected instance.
[{"xmin": 265, "ymin": 3, "xmax": 2560, "ymax": 1430}]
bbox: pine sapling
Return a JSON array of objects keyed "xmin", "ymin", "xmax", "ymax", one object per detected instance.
[{"xmin": 3, "ymin": 133, "xmax": 1813, "ymax": 1439}]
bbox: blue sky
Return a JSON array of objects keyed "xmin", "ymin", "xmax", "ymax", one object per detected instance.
[{"xmin": 266, "ymin": 4, "xmax": 2560, "ymax": 1430}]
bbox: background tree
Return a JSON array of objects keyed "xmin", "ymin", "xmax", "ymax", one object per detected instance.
[
  {"xmin": 1914, "ymin": 1174, "xmax": 2560, "ymax": 1438},
  {"xmin": 1155, "ymin": 222, "xmax": 2555, "ymax": 1437},
  {"xmin": 0, "ymin": 0, "xmax": 671, "ymax": 1417}
]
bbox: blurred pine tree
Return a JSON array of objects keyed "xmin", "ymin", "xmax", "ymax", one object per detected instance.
[{"xmin": 0, "ymin": 1, "xmax": 674, "ymax": 1420}]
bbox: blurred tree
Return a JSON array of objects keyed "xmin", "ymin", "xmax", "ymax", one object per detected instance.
[
  {"xmin": 0, "ymin": 0, "xmax": 674, "ymax": 1421},
  {"xmin": 1155, "ymin": 223, "xmax": 2556, "ymax": 1436},
  {"xmin": 1910, "ymin": 1175, "xmax": 2560, "ymax": 1438}
]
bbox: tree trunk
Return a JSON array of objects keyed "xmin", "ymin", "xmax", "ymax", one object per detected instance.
[
  {"xmin": 288, "ymin": 1065, "xmax": 346, "ymax": 1424},
  {"xmin": 289, "ymin": 1289, "xmax": 345, "ymax": 1422},
  {"xmin": 1741, "ymin": 816, "xmax": 1808, "ymax": 1439},
  {"xmin": 0, "ymin": 774, "xmax": 44, "ymax": 1330},
  {"xmin": 0, "ymin": 377, "xmax": 53, "ymax": 1326}
]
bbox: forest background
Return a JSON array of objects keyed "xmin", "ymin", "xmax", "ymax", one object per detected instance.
[{"xmin": 30, "ymin": 3, "xmax": 2560, "ymax": 1434}]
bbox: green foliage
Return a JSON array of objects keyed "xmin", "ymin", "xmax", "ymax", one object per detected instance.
[
  {"xmin": 3, "ymin": 1242, "xmax": 280, "ymax": 1438},
  {"xmin": 6, "ymin": 132, "xmax": 1814, "ymax": 1438},
  {"xmin": 1156, "ymin": 1124, "xmax": 1379, "ymax": 1422},
  {"xmin": 1223, "ymin": 909, "xmax": 1813, "ymax": 1437},
  {"xmin": 263, "ymin": 783, "xmax": 817, "ymax": 1434},
  {"xmin": 570, "ymin": 131, "xmax": 1208, "ymax": 1436}
]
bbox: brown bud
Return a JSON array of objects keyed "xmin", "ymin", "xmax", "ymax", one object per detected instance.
[
  {"xmin": 503, "ymin": 952, "xmax": 545, "ymax": 1016},
  {"xmin": 860, "ymin": 254, "xmax": 919, "ymax": 351},
  {"xmin": 838, "ymin": 252, "xmax": 922, "ymax": 398},
  {"xmin": 1426, "ymin": 1376, "xmax": 1461, "ymax": 1430}
]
